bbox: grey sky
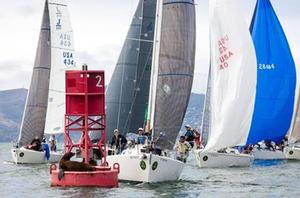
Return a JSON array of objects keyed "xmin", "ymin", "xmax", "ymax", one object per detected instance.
[{"xmin": 0, "ymin": 0, "xmax": 299, "ymax": 93}]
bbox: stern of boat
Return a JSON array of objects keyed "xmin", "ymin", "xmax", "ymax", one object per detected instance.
[
  {"xmin": 284, "ymin": 146, "xmax": 300, "ymax": 160},
  {"xmin": 106, "ymin": 152, "xmax": 184, "ymax": 182},
  {"xmin": 196, "ymin": 151, "xmax": 253, "ymax": 168}
]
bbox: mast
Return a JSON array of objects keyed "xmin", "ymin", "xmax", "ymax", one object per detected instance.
[{"xmin": 146, "ymin": 0, "xmax": 163, "ymax": 137}]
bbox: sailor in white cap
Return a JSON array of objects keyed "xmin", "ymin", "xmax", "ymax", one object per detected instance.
[{"xmin": 137, "ymin": 127, "xmax": 147, "ymax": 145}]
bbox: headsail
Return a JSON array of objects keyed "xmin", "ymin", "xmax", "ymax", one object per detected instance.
[
  {"xmin": 152, "ymin": 0, "xmax": 196, "ymax": 150},
  {"xmin": 18, "ymin": 0, "xmax": 75, "ymax": 146},
  {"xmin": 106, "ymin": 0, "xmax": 157, "ymax": 139},
  {"xmin": 201, "ymin": 68, "xmax": 211, "ymax": 147},
  {"xmin": 246, "ymin": 0, "xmax": 296, "ymax": 144},
  {"xmin": 204, "ymin": 0, "xmax": 257, "ymax": 152},
  {"xmin": 45, "ymin": 0, "xmax": 76, "ymax": 134}
]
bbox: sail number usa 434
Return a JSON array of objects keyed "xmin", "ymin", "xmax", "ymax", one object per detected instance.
[{"xmin": 63, "ymin": 52, "xmax": 74, "ymax": 67}]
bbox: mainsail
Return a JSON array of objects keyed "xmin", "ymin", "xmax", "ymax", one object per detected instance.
[
  {"xmin": 151, "ymin": 0, "xmax": 196, "ymax": 150},
  {"xmin": 106, "ymin": 0, "xmax": 157, "ymax": 139},
  {"xmin": 245, "ymin": 0, "xmax": 296, "ymax": 144},
  {"xmin": 204, "ymin": 0, "xmax": 257, "ymax": 152},
  {"xmin": 18, "ymin": 0, "xmax": 75, "ymax": 146}
]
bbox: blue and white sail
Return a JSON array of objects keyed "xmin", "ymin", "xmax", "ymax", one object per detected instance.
[
  {"xmin": 204, "ymin": 0, "xmax": 257, "ymax": 152},
  {"xmin": 246, "ymin": 0, "xmax": 296, "ymax": 144}
]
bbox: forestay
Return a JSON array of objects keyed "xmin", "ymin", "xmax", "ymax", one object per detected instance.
[
  {"xmin": 246, "ymin": 0, "xmax": 296, "ymax": 144},
  {"xmin": 204, "ymin": 0, "xmax": 257, "ymax": 152}
]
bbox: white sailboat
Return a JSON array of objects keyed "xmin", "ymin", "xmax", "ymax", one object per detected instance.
[
  {"xmin": 106, "ymin": 145, "xmax": 184, "ymax": 183},
  {"xmin": 106, "ymin": 0, "xmax": 196, "ymax": 182},
  {"xmin": 11, "ymin": 0, "xmax": 76, "ymax": 164},
  {"xmin": 195, "ymin": 0, "xmax": 257, "ymax": 168}
]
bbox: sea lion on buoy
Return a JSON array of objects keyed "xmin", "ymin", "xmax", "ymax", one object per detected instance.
[
  {"xmin": 59, "ymin": 152, "xmax": 96, "ymax": 172},
  {"xmin": 58, "ymin": 152, "xmax": 96, "ymax": 180}
]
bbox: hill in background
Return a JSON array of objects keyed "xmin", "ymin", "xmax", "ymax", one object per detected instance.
[
  {"xmin": 0, "ymin": 89, "xmax": 27, "ymax": 142},
  {"xmin": 0, "ymin": 88, "xmax": 204, "ymax": 142}
]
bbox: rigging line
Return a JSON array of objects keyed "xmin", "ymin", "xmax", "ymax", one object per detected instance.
[
  {"xmin": 123, "ymin": 43, "xmax": 153, "ymax": 133},
  {"xmin": 116, "ymin": 0, "xmax": 141, "ymax": 133},
  {"xmin": 116, "ymin": 39, "xmax": 127, "ymax": 132}
]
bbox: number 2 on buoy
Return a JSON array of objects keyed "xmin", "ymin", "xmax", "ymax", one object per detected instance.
[{"xmin": 96, "ymin": 75, "xmax": 103, "ymax": 87}]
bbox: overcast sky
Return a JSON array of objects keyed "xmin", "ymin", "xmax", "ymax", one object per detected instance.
[{"xmin": 0, "ymin": 0, "xmax": 299, "ymax": 93}]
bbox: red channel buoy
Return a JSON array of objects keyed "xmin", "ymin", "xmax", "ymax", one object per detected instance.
[{"xmin": 50, "ymin": 66, "xmax": 119, "ymax": 187}]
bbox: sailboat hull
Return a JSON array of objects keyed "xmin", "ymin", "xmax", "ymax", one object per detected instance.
[
  {"xmin": 11, "ymin": 147, "xmax": 62, "ymax": 164},
  {"xmin": 106, "ymin": 148, "xmax": 184, "ymax": 182},
  {"xmin": 252, "ymin": 149, "xmax": 285, "ymax": 160},
  {"xmin": 284, "ymin": 145, "xmax": 300, "ymax": 160},
  {"xmin": 194, "ymin": 149, "xmax": 253, "ymax": 168}
]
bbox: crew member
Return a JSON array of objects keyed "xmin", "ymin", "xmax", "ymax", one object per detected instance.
[
  {"xmin": 110, "ymin": 129, "xmax": 127, "ymax": 154},
  {"xmin": 184, "ymin": 125, "xmax": 195, "ymax": 148}
]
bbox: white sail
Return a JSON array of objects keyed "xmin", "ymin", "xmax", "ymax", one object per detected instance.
[
  {"xmin": 45, "ymin": 0, "xmax": 76, "ymax": 134},
  {"xmin": 204, "ymin": 0, "xmax": 257, "ymax": 152},
  {"xmin": 289, "ymin": 87, "xmax": 300, "ymax": 143}
]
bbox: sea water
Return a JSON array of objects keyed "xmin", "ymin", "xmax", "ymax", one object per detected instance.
[{"xmin": 1, "ymin": 143, "xmax": 299, "ymax": 198}]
